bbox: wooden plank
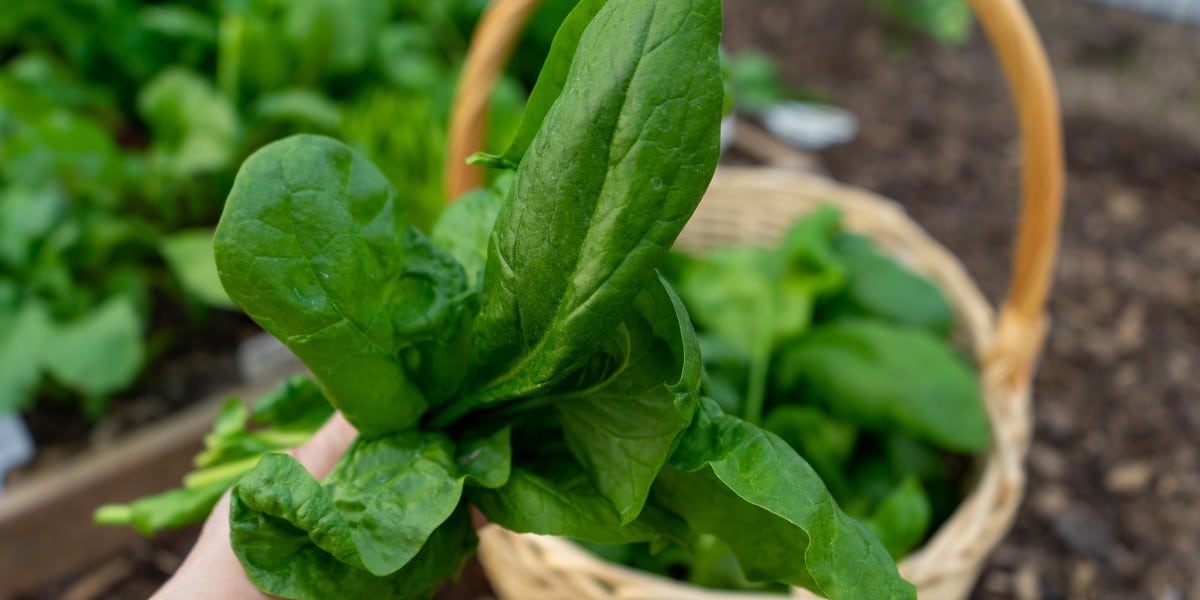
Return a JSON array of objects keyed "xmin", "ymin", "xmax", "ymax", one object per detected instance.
[{"xmin": 0, "ymin": 378, "xmax": 283, "ymax": 596}]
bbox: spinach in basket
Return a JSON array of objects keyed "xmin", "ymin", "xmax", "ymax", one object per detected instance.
[
  {"xmin": 597, "ymin": 206, "xmax": 991, "ymax": 589},
  {"xmin": 98, "ymin": 1, "xmax": 915, "ymax": 598}
]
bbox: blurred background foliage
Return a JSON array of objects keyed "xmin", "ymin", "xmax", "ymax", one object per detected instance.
[{"xmin": 0, "ymin": 0, "xmax": 581, "ymax": 417}]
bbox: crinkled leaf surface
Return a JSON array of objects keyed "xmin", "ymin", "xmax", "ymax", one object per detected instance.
[
  {"xmin": 231, "ymin": 431, "xmax": 464, "ymax": 580},
  {"xmin": 666, "ymin": 398, "xmax": 915, "ymax": 599},
  {"xmin": 214, "ymin": 135, "xmax": 471, "ymax": 436},
  {"xmin": 233, "ymin": 494, "xmax": 476, "ymax": 600},
  {"xmin": 494, "ymin": 0, "xmax": 608, "ymax": 165},
  {"xmin": 456, "ymin": 0, "xmax": 723, "ymax": 414}
]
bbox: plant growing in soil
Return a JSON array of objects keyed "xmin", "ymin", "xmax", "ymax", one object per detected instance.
[{"xmin": 104, "ymin": 0, "xmax": 915, "ymax": 598}]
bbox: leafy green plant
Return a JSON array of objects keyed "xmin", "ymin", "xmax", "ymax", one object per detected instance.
[
  {"xmin": 0, "ymin": 0, "xmax": 573, "ymax": 417},
  {"xmin": 100, "ymin": 2, "xmax": 914, "ymax": 598},
  {"xmin": 597, "ymin": 206, "xmax": 990, "ymax": 588}
]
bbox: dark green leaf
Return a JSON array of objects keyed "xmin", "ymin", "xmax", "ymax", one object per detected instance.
[
  {"xmin": 469, "ymin": 457, "xmax": 669, "ymax": 545},
  {"xmin": 215, "ymin": 135, "xmax": 471, "ymax": 436},
  {"xmin": 666, "ymin": 398, "xmax": 914, "ymax": 599},
  {"xmin": 825, "ymin": 234, "xmax": 954, "ymax": 336},
  {"xmin": 233, "ymin": 496, "xmax": 476, "ymax": 600},
  {"xmin": 863, "ymin": 477, "xmax": 931, "ymax": 559},
  {"xmin": 231, "ymin": 431, "xmax": 464, "ymax": 579},
  {"xmin": 554, "ymin": 275, "xmax": 700, "ymax": 523},
  {"xmin": 456, "ymin": 0, "xmax": 723, "ymax": 414},
  {"xmin": 497, "ymin": 0, "xmax": 607, "ymax": 164},
  {"xmin": 430, "ymin": 182, "xmax": 505, "ymax": 287},
  {"xmin": 456, "ymin": 426, "xmax": 512, "ymax": 489},
  {"xmin": 775, "ymin": 320, "xmax": 989, "ymax": 452},
  {"xmin": 762, "ymin": 405, "xmax": 857, "ymax": 495},
  {"xmin": 251, "ymin": 376, "xmax": 334, "ymax": 432}
]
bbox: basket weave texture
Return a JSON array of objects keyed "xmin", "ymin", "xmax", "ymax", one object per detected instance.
[{"xmin": 447, "ymin": 0, "xmax": 1065, "ymax": 597}]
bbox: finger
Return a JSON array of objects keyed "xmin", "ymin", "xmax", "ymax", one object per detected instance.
[{"xmin": 285, "ymin": 411, "xmax": 358, "ymax": 479}]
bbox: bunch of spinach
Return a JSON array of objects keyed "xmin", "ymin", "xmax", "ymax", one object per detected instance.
[
  {"xmin": 104, "ymin": 1, "xmax": 914, "ymax": 598},
  {"xmin": 0, "ymin": 0, "xmax": 578, "ymax": 417},
  {"xmin": 589, "ymin": 205, "xmax": 990, "ymax": 589}
]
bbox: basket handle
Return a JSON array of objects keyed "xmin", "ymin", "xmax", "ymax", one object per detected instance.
[{"xmin": 446, "ymin": 0, "xmax": 1064, "ymax": 382}]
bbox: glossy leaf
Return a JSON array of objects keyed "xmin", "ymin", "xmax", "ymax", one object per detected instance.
[
  {"xmin": 666, "ymin": 398, "xmax": 915, "ymax": 599},
  {"xmin": 496, "ymin": 0, "xmax": 607, "ymax": 165},
  {"xmin": 469, "ymin": 455, "xmax": 669, "ymax": 545},
  {"xmin": 214, "ymin": 135, "xmax": 471, "ymax": 436},
  {"xmin": 554, "ymin": 276, "xmax": 701, "ymax": 523},
  {"xmin": 231, "ymin": 431, "xmax": 464, "ymax": 579},
  {"xmin": 459, "ymin": 0, "xmax": 723, "ymax": 414},
  {"xmin": 456, "ymin": 426, "xmax": 512, "ymax": 489}
]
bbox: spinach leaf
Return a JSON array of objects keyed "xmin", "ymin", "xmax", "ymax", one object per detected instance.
[
  {"xmin": 231, "ymin": 431, "xmax": 464, "ymax": 578},
  {"xmin": 553, "ymin": 275, "xmax": 701, "ymax": 523},
  {"xmin": 762, "ymin": 405, "xmax": 857, "ymax": 496},
  {"xmin": 822, "ymin": 234, "xmax": 954, "ymax": 336},
  {"xmin": 862, "ymin": 476, "xmax": 931, "ymax": 560},
  {"xmin": 233, "ymin": 498, "xmax": 476, "ymax": 600},
  {"xmin": 775, "ymin": 320, "xmax": 990, "ymax": 452},
  {"xmin": 674, "ymin": 206, "xmax": 845, "ymax": 423},
  {"xmin": 429, "ymin": 180, "xmax": 506, "ymax": 287},
  {"xmin": 468, "ymin": 457, "xmax": 670, "ymax": 545},
  {"xmin": 665, "ymin": 398, "xmax": 915, "ymax": 598},
  {"xmin": 481, "ymin": 0, "xmax": 608, "ymax": 168},
  {"xmin": 95, "ymin": 479, "xmax": 234, "ymax": 537},
  {"xmin": 215, "ymin": 135, "xmax": 472, "ymax": 437},
  {"xmin": 454, "ymin": 0, "xmax": 723, "ymax": 415},
  {"xmin": 455, "ymin": 425, "xmax": 512, "ymax": 489}
]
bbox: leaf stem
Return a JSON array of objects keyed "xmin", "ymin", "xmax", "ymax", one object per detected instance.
[{"xmin": 742, "ymin": 342, "xmax": 770, "ymax": 425}]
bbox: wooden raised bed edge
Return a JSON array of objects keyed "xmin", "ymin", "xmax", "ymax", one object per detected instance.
[{"xmin": 0, "ymin": 376, "xmax": 289, "ymax": 597}]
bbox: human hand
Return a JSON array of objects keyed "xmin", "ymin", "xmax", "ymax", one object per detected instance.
[{"xmin": 152, "ymin": 412, "xmax": 358, "ymax": 599}]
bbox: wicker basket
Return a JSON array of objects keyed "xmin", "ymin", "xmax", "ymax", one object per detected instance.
[{"xmin": 445, "ymin": 1, "xmax": 1064, "ymax": 598}]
